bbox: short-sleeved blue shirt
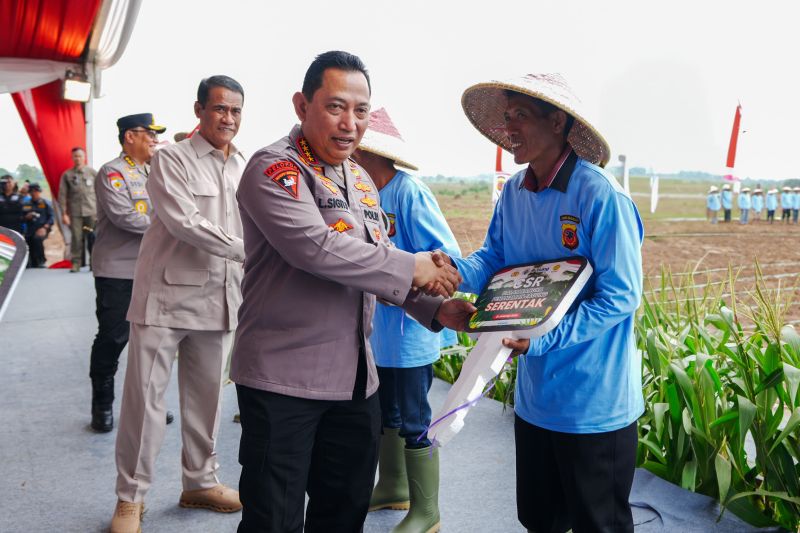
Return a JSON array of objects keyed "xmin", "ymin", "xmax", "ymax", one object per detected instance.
[{"xmin": 454, "ymin": 152, "xmax": 644, "ymax": 433}]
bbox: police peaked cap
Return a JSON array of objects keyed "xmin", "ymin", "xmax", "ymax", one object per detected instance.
[{"xmin": 117, "ymin": 113, "xmax": 166, "ymax": 136}]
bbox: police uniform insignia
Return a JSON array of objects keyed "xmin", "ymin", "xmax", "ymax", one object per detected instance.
[
  {"xmin": 560, "ymin": 215, "xmax": 580, "ymax": 250},
  {"xmin": 134, "ymin": 200, "xmax": 148, "ymax": 214},
  {"xmin": 373, "ymin": 228, "xmax": 382, "ymax": 241},
  {"xmin": 348, "ymin": 160, "xmax": 362, "ymax": 179},
  {"xmin": 319, "ymin": 176, "xmax": 339, "ymax": 195},
  {"xmin": 354, "ymin": 182, "xmax": 372, "ymax": 193},
  {"xmin": 360, "ymin": 196, "xmax": 377, "ymax": 208},
  {"xmin": 329, "ymin": 218, "xmax": 353, "ymax": 233},
  {"xmin": 265, "ymin": 160, "xmax": 301, "ymax": 199},
  {"xmin": 107, "ymin": 171, "xmax": 125, "ymax": 191},
  {"xmin": 124, "ymin": 155, "xmax": 136, "ymax": 168},
  {"xmin": 386, "ymin": 213, "xmax": 397, "ymax": 237},
  {"xmin": 295, "ymin": 137, "xmax": 319, "ymax": 166}
]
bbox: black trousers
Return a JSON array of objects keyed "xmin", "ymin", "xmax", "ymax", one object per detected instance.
[
  {"xmin": 236, "ymin": 385, "xmax": 381, "ymax": 533},
  {"xmin": 89, "ymin": 277, "xmax": 133, "ymax": 383},
  {"xmin": 515, "ymin": 416, "xmax": 637, "ymax": 533},
  {"xmin": 723, "ymin": 208, "xmax": 731, "ymax": 222},
  {"xmin": 25, "ymin": 229, "xmax": 48, "ymax": 267}
]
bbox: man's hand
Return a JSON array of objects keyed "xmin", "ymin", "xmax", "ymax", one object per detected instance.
[
  {"xmin": 24, "ymin": 212, "xmax": 34, "ymax": 220},
  {"xmin": 435, "ymin": 298, "xmax": 477, "ymax": 331},
  {"xmin": 502, "ymin": 337, "xmax": 530, "ymax": 358},
  {"xmin": 35, "ymin": 227, "xmax": 47, "ymax": 238},
  {"xmin": 62, "ymin": 213, "xmax": 70, "ymax": 225},
  {"xmin": 413, "ymin": 251, "xmax": 462, "ymax": 297},
  {"xmin": 419, "ymin": 250, "xmax": 460, "ymax": 296}
]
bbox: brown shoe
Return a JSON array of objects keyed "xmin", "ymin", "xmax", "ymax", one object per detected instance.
[
  {"xmin": 109, "ymin": 500, "xmax": 144, "ymax": 533},
  {"xmin": 179, "ymin": 484, "xmax": 242, "ymax": 513}
]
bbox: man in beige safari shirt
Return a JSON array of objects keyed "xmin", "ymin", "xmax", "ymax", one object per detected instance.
[
  {"xmin": 110, "ymin": 76, "xmax": 246, "ymax": 533},
  {"xmin": 58, "ymin": 146, "xmax": 97, "ymax": 271},
  {"xmin": 89, "ymin": 112, "xmax": 165, "ymax": 435}
]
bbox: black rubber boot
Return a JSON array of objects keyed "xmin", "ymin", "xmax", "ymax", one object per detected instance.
[{"xmin": 91, "ymin": 377, "xmax": 114, "ymax": 432}]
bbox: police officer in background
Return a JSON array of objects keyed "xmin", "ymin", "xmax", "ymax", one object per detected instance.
[
  {"xmin": 21, "ymin": 183, "xmax": 54, "ymax": 267},
  {"xmin": 0, "ymin": 175, "xmax": 25, "ymax": 233},
  {"xmin": 58, "ymin": 147, "xmax": 98, "ymax": 271},
  {"xmin": 89, "ymin": 113, "xmax": 166, "ymax": 433}
]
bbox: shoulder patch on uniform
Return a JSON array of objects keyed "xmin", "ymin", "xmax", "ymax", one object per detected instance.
[
  {"xmin": 107, "ymin": 171, "xmax": 125, "ymax": 191},
  {"xmin": 560, "ymin": 214, "xmax": 580, "ymax": 224},
  {"xmin": 265, "ymin": 160, "xmax": 300, "ymax": 199},
  {"xmin": 107, "ymin": 171, "xmax": 123, "ymax": 179}
]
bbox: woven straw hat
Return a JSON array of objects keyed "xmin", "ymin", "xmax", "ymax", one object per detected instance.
[
  {"xmin": 768, "ymin": 188, "xmax": 778, "ymax": 194},
  {"xmin": 461, "ymin": 73, "xmax": 610, "ymax": 167},
  {"xmin": 709, "ymin": 186, "xmax": 719, "ymax": 193},
  {"xmin": 794, "ymin": 186, "xmax": 800, "ymax": 192},
  {"xmin": 357, "ymin": 107, "xmax": 418, "ymax": 171},
  {"xmin": 753, "ymin": 188, "xmax": 763, "ymax": 194},
  {"xmin": 782, "ymin": 186, "xmax": 791, "ymax": 191},
  {"xmin": 741, "ymin": 187, "xmax": 751, "ymax": 192},
  {"xmin": 722, "ymin": 184, "xmax": 732, "ymax": 190}
]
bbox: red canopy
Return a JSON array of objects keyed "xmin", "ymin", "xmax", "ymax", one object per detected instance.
[{"xmin": 1, "ymin": 0, "xmax": 103, "ymax": 197}]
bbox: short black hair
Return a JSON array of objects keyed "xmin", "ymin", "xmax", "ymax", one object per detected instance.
[
  {"xmin": 505, "ymin": 90, "xmax": 575, "ymax": 138},
  {"xmin": 71, "ymin": 147, "xmax": 85, "ymax": 153},
  {"xmin": 197, "ymin": 75, "xmax": 245, "ymax": 106},
  {"xmin": 302, "ymin": 51, "xmax": 371, "ymax": 101}
]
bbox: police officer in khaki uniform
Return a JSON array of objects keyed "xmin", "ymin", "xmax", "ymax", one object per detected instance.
[
  {"xmin": 110, "ymin": 77, "xmax": 246, "ymax": 533},
  {"xmin": 88, "ymin": 113, "xmax": 165, "ymax": 433},
  {"xmin": 58, "ymin": 147, "xmax": 97, "ymax": 271},
  {"xmin": 231, "ymin": 51, "xmax": 473, "ymax": 533}
]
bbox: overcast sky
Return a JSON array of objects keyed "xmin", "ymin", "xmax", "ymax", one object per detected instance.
[{"xmin": 1, "ymin": 0, "xmax": 798, "ymax": 180}]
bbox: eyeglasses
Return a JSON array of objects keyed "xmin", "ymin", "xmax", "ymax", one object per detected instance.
[{"xmin": 129, "ymin": 128, "xmax": 158, "ymax": 139}]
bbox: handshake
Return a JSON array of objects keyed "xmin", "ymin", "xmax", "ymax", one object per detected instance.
[{"xmin": 413, "ymin": 250, "xmax": 461, "ymax": 298}]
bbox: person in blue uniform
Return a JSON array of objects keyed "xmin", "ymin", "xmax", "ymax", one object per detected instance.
[
  {"xmin": 21, "ymin": 183, "xmax": 54, "ymax": 267},
  {"xmin": 353, "ymin": 108, "xmax": 461, "ymax": 533},
  {"xmin": 721, "ymin": 183, "xmax": 733, "ymax": 222},
  {"xmin": 766, "ymin": 188, "xmax": 778, "ymax": 223},
  {"xmin": 706, "ymin": 185, "xmax": 721, "ymax": 224},
  {"xmin": 737, "ymin": 187, "xmax": 751, "ymax": 224},
  {"xmin": 781, "ymin": 186, "xmax": 793, "ymax": 223},
  {"xmin": 437, "ymin": 73, "xmax": 644, "ymax": 533},
  {"xmin": 751, "ymin": 188, "xmax": 764, "ymax": 222},
  {"xmin": 0, "ymin": 175, "xmax": 25, "ymax": 234}
]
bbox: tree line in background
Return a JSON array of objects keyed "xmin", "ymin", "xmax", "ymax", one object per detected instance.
[{"xmin": 0, "ymin": 164, "xmax": 46, "ymax": 185}]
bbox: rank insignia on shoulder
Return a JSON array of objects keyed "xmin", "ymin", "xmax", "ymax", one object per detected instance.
[
  {"xmin": 295, "ymin": 137, "xmax": 319, "ymax": 166},
  {"xmin": 329, "ymin": 218, "xmax": 353, "ymax": 233},
  {"xmin": 354, "ymin": 182, "xmax": 372, "ymax": 193},
  {"xmin": 319, "ymin": 176, "xmax": 339, "ymax": 195},
  {"xmin": 265, "ymin": 160, "xmax": 301, "ymax": 199},
  {"xmin": 360, "ymin": 196, "xmax": 377, "ymax": 208},
  {"xmin": 124, "ymin": 156, "xmax": 136, "ymax": 168},
  {"xmin": 134, "ymin": 200, "xmax": 148, "ymax": 214}
]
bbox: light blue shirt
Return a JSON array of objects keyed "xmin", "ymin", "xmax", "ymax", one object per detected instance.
[
  {"xmin": 751, "ymin": 194, "xmax": 763, "ymax": 213},
  {"xmin": 369, "ymin": 171, "xmax": 461, "ymax": 368},
  {"xmin": 781, "ymin": 192, "xmax": 793, "ymax": 209},
  {"xmin": 738, "ymin": 192, "xmax": 751, "ymax": 210},
  {"xmin": 454, "ymin": 155, "xmax": 644, "ymax": 434},
  {"xmin": 793, "ymin": 192, "xmax": 800, "ymax": 210},
  {"xmin": 767, "ymin": 193, "xmax": 778, "ymax": 211},
  {"xmin": 721, "ymin": 189, "xmax": 733, "ymax": 209},
  {"xmin": 707, "ymin": 193, "xmax": 721, "ymax": 211}
]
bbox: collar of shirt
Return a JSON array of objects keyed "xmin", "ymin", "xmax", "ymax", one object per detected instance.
[
  {"xmin": 190, "ymin": 132, "xmax": 242, "ymax": 161},
  {"xmin": 520, "ymin": 146, "xmax": 576, "ymax": 193}
]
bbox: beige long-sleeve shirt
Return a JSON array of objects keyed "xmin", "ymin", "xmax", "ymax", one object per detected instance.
[{"xmin": 127, "ymin": 134, "xmax": 246, "ymax": 330}]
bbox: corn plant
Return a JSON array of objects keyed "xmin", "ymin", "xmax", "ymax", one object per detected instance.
[{"xmin": 637, "ymin": 263, "xmax": 800, "ymax": 530}]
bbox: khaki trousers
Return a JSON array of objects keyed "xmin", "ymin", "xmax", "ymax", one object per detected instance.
[
  {"xmin": 115, "ymin": 322, "xmax": 233, "ymax": 502},
  {"xmin": 69, "ymin": 214, "xmax": 95, "ymax": 264}
]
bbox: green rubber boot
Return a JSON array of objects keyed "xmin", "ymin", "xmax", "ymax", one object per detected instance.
[
  {"xmin": 392, "ymin": 446, "xmax": 440, "ymax": 533},
  {"xmin": 369, "ymin": 428, "xmax": 410, "ymax": 511}
]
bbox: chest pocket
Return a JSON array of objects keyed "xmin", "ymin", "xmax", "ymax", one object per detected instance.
[{"xmin": 188, "ymin": 181, "xmax": 219, "ymax": 197}]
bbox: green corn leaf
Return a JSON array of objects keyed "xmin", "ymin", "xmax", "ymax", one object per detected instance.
[
  {"xmin": 723, "ymin": 496, "xmax": 781, "ymax": 528},
  {"xmin": 754, "ymin": 367, "xmax": 785, "ymax": 396},
  {"xmin": 715, "ymin": 453, "xmax": 732, "ymax": 501},
  {"xmin": 738, "ymin": 395, "xmax": 756, "ymax": 448},
  {"xmin": 703, "ymin": 359, "xmax": 724, "ymax": 394},
  {"xmin": 667, "ymin": 383, "xmax": 681, "ymax": 425},
  {"xmin": 781, "ymin": 325, "xmax": 800, "ymax": 358},
  {"xmin": 641, "ymin": 460, "xmax": 669, "ymax": 480},
  {"xmin": 783, "ymin": 363, "xmax": 800, "ymax": 407},
  {"xmin": 653, "ymin": 402, "xmax": 669, "ymax": 439},
  {"xmin": 638, "ymin": 437, "xmax": 667, "ymax": 464},
  {"xmin": 725, "ymin": 489, "xmax": 800, "ymax": 507},
  {"xmin": 710, "ymin": 411, "xmax": 738, "ymax": 428},
  {"xmin": 768, "ymin": 408, "xmax": 800, "ymax": 455},
  {"xmin": 681, "ymin": 459, "xmax": 697, "ymax": 491}
]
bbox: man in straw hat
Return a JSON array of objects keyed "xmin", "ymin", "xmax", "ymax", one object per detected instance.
[
  {"xmin": 231, "ymin": 51, "xmax": 472, "ymax": 532},
  {"xmin": 721, "ymin": 183, "xmax": 733, "ymax": 222},
  {"xmin": 751, "ymin": 188, "xmax": 764, "ymax": 222},
  {"xmin": 766, "ymin": 187, "xmax": 778, "ymax": 223},
  {"xmin": 781, "ymin": 186, "xmax": 793, "ymax": 223},
  {"xmin": 792, "ymin": 186, "xmax": 800, "ymax": 223},
  {"xmin": 737, "ymin": 187, "xmax": 751, "ymax": 224},
  {"xmin": 352, "ymin": 108, "xmax": 461, "ymax": 533},
  {"xmin": 706, "ymin": 185, "xmax": 721, "ymax": 224},
  {"xmin": 434, "ymin": 73, "xmax": 644, "ymax": 532}
]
